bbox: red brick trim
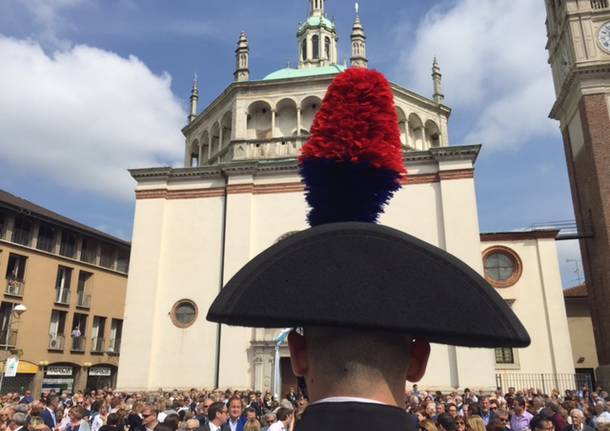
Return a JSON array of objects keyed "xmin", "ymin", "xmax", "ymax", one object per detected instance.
[
  {"xmin": 481, "ymin": 245, "xmax": 523, "ymax": 289},
  {"xmin": 135, "ymin": 169, "xmax": 475, "ymax": 200}
]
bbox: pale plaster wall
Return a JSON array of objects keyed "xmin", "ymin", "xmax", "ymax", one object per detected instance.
[
  {"xmin": 565, "ymin": 298, "xmax": 598, "ymax": 369},
  {"xmin": 480, "ymin": 238, "xmax": 574, "ymax": 376}
]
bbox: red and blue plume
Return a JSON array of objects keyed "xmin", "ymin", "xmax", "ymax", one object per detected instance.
[{"xmin": 299, "ymin": 68, "xmax": 406, "ymax": 226}]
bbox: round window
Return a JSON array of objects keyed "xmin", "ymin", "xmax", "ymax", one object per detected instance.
[
  {"xmin": 170, "ymin": 300, "xmax": 198, "ymax": 328},
  {"xmin": 482, "ymin": 246, "xmax": 522, "ymax": 288}
]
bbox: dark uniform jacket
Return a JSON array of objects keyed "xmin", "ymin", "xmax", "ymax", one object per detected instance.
[{"xmin": 295, "ymin": 401, "xmax": 417, "ymax": 431}]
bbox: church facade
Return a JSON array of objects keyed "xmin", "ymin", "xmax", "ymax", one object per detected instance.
[{"xmin": 117, "ymin": 0, "xmax": 575, "ymax": 392}]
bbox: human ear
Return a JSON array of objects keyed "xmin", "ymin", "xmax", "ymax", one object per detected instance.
[
  {"xmin": 406, "ymin": 339, "xmax": 430, "ymax": 382},
  {"xmin": 287, "ymin": 330, "xmax": 308, "ymax": 377}
]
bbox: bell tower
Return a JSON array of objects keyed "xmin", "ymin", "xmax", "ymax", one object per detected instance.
[
  {"xmin": 545, "ymin": 0, "xmax": 610, "ymax": 388},
  {"xmin": 298, "ymin": 0, "xmax": 338, "ymax": 68}
]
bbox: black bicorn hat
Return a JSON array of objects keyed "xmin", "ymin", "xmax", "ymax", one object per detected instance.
[{"xmin": 206, "ymin": 68, "xmax": 530, "ymax": 349}]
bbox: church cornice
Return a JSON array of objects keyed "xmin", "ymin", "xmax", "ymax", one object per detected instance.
[
  {"xmin": 130, "ymin": 145, "xmax": 480, "ymax": 183},
  {"xmin": 549, "ymin": 63, "xmax": 610, "ymax": 120}
]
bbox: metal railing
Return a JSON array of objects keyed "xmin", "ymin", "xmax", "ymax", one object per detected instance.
[
  {"xmin": 5, "ymin": 278, "xmax": 24, "ymax": 297},
  {"xmin": 91, "ymin": 337, "xmax": 105, "ymax": 353},
  {"xmin": 76, "ymin": 293, "xmax": 91, "ymax": 308},
  {"xmin": 591, "ymin": 0, "xmax": 608, "ymax": 9},
  {"xmin": 71, "ymin": 336, "xmax": 85, "ymax": 352},
  {"xmin": 495, "ymin": 373, "xmax": 593, "ymax": 394},
  {"xmin": 0, "ymin": 330, "xmax": 17, "ymax": 348},
  {"xmin": 55, "ymin": 289, "xmax": 70, "ymax": 305},
  {"xmin": 107, "ymin": 338, "xmax": 121, "ymax": 354},
  {"xmin": 48, "ymin": 334, "xmax": 65, "ymax": 350}
]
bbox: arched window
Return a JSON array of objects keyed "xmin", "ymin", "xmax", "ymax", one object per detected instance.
[
  {"xmin": 302, "ymin": 39, "xmax": 307, "ymax": 61},
  {"xmin": 312, "ymin": 35, "xmax": 319, "ymax": 59},
  {"xmin": 324, "ymin": 37, "xmax": 330, "ymax": 59}
]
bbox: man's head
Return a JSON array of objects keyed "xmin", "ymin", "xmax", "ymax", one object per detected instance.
[
  {"xmin": 531, "ymin": 416, "xmax": 554, "ymax": 431},
  {"xmin": 141, "ymin": 405, "xmax": 158, "ymax": 427},
  {"xmin": 437, "ymin": 413, "xmax": 457, "ymax": 431},
  {"xmin": 275, "ymin": 408, "xmax": 293, "ymax": 426},
  {"xmin": 245, "ymin": 408, "xmax": 257, "ymax": 421},
  {"xmin": 481, "ymin": 397, "xmax": 490, "ymax": 413},
  {"xmin": 10, "ymin": 413, "xmax": 26, "ymax": 430},
  {"xmin": 207, "ymin": 402, "xmax": 227, "ymax": 426},
  {"xmin": 228, "ymin": 397, "xmax": 242, "ymax": 421},
  {"xmin": 496, "ymin": 409, "xmax": 509, "ymax": 425},
  {"xmin": 447, "ymin": 403, "xmax": 458, "ymax": 418},
  {"xmin": 514, "ymin": 398, "xmax": 526, "ymax": 415},
  {"xmin": 570, "ymin": 409, "xmax": 584, "ymax": 428},
  {"xmin": 264, "ymin": 413, "xmax": 276, "ymax": 426},
  {"xmin": 185, "ymin": 419, "xmax": 199, "ymax": 431},
  {"xmin": 46, "ymin": 396, "xmax": 59, "ymax": 410},
  {"xmin": 288, "ymin": 327, "xmax": 430, "ymax": 406}
]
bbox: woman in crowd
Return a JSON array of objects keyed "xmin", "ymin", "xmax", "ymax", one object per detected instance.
[
  {"xmin": 91, "ymin": 405, "xmax": 107, "ymax": 431},
  {"xmin": 65, "ymin": 406, "xmax": 91, "ymax": 431}
]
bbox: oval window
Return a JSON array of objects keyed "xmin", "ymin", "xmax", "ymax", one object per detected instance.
[
  {"xmin": 482, "ymin": 247, "xmax": 522, "ymax": 288},
  {"xmin": 170, "ymin": 300, "xmax": 198, "ymax": 328}
]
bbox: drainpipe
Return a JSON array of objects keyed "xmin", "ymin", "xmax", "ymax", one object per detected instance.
[{"xmin": 214, "ymin": 169, "xmax": 229, "ymax": 389}]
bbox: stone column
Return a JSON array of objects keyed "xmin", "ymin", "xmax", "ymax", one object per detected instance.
[
  {"xmin": 297, "ymin": 108, "xmax": 302, "ymax": 135},
  {"xmin": 271, "ymin": 110, "xmax": 277, "ymax": 138}
]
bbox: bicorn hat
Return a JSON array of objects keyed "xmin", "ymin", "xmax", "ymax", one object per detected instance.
[{"xmin": 207, "ymin": 68, "xmax": 530, "ymax": 349}]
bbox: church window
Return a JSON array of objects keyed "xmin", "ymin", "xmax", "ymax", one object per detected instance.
[
  {"xmin": 495, "ymin": 347, "xmax": 515, "ymax": 364},
  {"xmin": 170, "ymin": 299, "xmax": 198, "ymax": 328},
  {"xmin": 482, "ymin": 246, "xmax": 522, "ymax": 288},
  {"xmin": 312, "ymin": 35, "xmax": 319, "ymax": 59},
  {"xmin": 324, "ymin": 37, "xmax": 330, "ymax": 59},
  {"xmin": 302, "ymin": 39, "xmax": 307, "ymax": 61}
]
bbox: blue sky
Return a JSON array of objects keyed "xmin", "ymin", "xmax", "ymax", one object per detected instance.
[{"xmin": 0, "ymin": 0, "xmax": 585, "ymax": 288}]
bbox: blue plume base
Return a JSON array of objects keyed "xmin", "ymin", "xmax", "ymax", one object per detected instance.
[{"xmin": 300, "ymin": 158, "xmax": 402, "ymax": 226}]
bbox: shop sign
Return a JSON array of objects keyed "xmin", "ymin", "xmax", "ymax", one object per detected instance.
[
  {"xmin": 89, "ymin": 367, "xmax": 111, "ymax": 377},
  {"xmin": 46, "ymin": 366, "xmax": 72, "ymax": 376}
]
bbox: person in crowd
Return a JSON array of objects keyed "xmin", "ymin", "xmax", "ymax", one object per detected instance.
[
  {"xmin": 203, "ymin": 402, "xmax": 227, "ymax": 431},
  {"xmin": 266, "ymin": 408, "xmax": 292, "ymax": 431},
  {"xmin": 9, "ymin": 412, "xmax": 26, "ymax": 431},
  {"xmin": 125, "ymin": 403, "xmax": 143, "ymax": 431},
  {"xmin": 447, "ymin": 404, "xmax": 459, "ymax": 419},
  {"xmin": 162, "ymin": 414, "xmax": 179, "ymax": 431},
  {"xmin": 531, "ymin": 415, "xmax": 555, "ymax": 431},
  {"xmin": 98, "ymin": 414, "xmax": 120, "ymax": 431},
  {"xmin": 138, "ymin": 406, "xmax": 159, "ymax": 431},
  {"xmin": 41, "ymin": 396, "xmax": 59, "ymax": 431},
  {"xmin": 64, "ymin": 406, "xmax": 90, "ymax": 431},
  {"xmin": 420, "ymin": 419, "xmax": 439, "ymax": 431},
  {"xmin": 184, "ymin": 418, "xmax": 199, "ymax": 431},
  {"xmin": 480, "ymin": 397, "xmax": 496, "ymax": 426},
  {"xmin": 455, "ymin": 415, "xmax": 466, "ymax": 431},
  {"xmin": 91, "ymin": 405, "xmax": 107, "ymax": 431},
  {"xmin": 437, "ymin": 413, "xmax": 456, "ymax": 431},
  {"xmin": 511, "ymin": 398, "xmax": 533, "ymax": 431},
  {"xmin": 260, "ymin": 414, "xmax": 275, "ymax": 431},
  {"xmin": 242, "ymin": 412, "xmax": 260, "ymax": 431},
  {"xmin": 566, "ymin": 409, "xmax": 594, "ymax": 431},
  {"xmin": 225, "ymin": 398, "xmax": 245, "ymax": 431},
  {"xmin": 468, "ymin": 415, "xmax": 486, "ymax": 431}
]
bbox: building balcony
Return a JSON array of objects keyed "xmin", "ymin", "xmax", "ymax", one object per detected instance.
[
  {"xmin": 55, "ymin": 289, "xmax": 70, "ymax": 305},
  {"xmin": 76, "ymin": 293, "xmax": 91, "ymax": 308},
  {"xmin": 71, "ymin": 336, "xmax": 85, "ymax": 352},
  {"xmin": 208, "ymin": 136, "xmax": 308, "ymax": 165},
  {"xmin": 48, "ymin": 334, "xmax": 65, "ymax": 351},
  {"xmin": 591, "ymin": 0, "xmax": 609, "ymax": 10},
  {"xmin": 0, "ymin": 329, "xmax": 17, "ymax": 348},
  {"xmin": 107, "ymin": 338, "xmax": 121, "ymax": 355},
  {"xmin": 91, "ymin": 337, "xmax": 105, "ymax": 353},
  {"xmin": 5, "ymin": 278, "xmax": 24, "ymax": 297}
]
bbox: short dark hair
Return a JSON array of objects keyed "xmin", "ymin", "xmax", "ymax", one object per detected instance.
[
  {"xmin": 438, "ymin": 413, "xmax": 457, "ymax": 431},
  {"xmin": 516, "ymin": 397, "xmax": 527, "ymax": 407},
  {"xmin": 107, "ymin": 413, "xmax": 120, "ymax": 426},
  {"xmin": 276, "ymin": 407, "xmax": 293, "ymax": 422},
  {"xmin": 46, "ymin": 395, "xmax": 59, "ymax": 406},
  {"xmin": 208, "ymin": 402, "xmax": 226, "ymax": 421},
  {"xmin": 530, "ymin": 416, "xmax": 551, "ymax": 431}
]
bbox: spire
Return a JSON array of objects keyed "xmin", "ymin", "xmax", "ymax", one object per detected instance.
[
  {"xmin": 188, "ymin": 73, "xmax": 199, "ymax": 124},
  {"xmin": 234, "ymin": 31, "xmax": 250, "ymax": 82},
  {"xmin": 432, "ymin": 57, "xmax": 444, "ymax": 104},
  {"xmin": 310, "ymin": 0, "xmax": 325, "ymax": 17},
  {"xmin": 350, "ymin": 3, "xmax": 368, "ymax": 68}
]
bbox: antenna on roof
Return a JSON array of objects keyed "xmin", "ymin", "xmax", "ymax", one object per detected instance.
[{"xmin": 355, "ymin": 2, "xmax": 359, "ymax": 16}]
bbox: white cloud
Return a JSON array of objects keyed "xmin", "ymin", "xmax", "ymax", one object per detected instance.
[
  {"xmin": 398, "ymin": 0, "xmax": 557, "ymax": 150},
  {"xmin": 0, "ymin": 36, "xmax": 185, "ymax": 201}
]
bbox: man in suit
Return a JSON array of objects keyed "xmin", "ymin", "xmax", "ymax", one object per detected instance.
[
  {"xmin": 41, "ymin": 395, "xmax": 59, "ymax": 430},
  {"xmin": 565, "ymin": 409, "xmax": 594, "ymax": 431},
  {"xmin": 9, "ymin": 413, "xmax": 27, "ymax": 431},
  {"xmin": 223, "ymin": 398, "xmax": 246, "ymax": 431},
  {"xmin": 202, "ymin": 402, "xmax": 227, "ymax": 431}
]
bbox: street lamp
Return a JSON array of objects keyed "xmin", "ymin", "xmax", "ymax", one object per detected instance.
[{"xmin": 0, "ymin": 303, "xmax": 27, "ymax": 393}]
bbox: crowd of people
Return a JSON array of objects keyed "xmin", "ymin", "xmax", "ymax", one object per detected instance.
[{"xmin": 0, "ymin": 384, "xmax": 608, "ymax": 431}]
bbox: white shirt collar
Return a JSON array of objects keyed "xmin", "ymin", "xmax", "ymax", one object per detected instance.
[{"xmin": 311, "ymin": 396, "xmax": 388, "ymax": 405}]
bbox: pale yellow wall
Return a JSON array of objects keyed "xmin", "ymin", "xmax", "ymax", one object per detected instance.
[{"xmin": 565, "ymin": 298, "xmax": 598, "ymax": 369}]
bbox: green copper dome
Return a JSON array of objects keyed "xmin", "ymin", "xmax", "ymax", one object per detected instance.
[
  {"xmin": 298, "ymin": 15, "xmax": 335, "ymax": 33},
  {"xmin": 263, "ymin": 64, "xmax": 347, "ymax": 81}
]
